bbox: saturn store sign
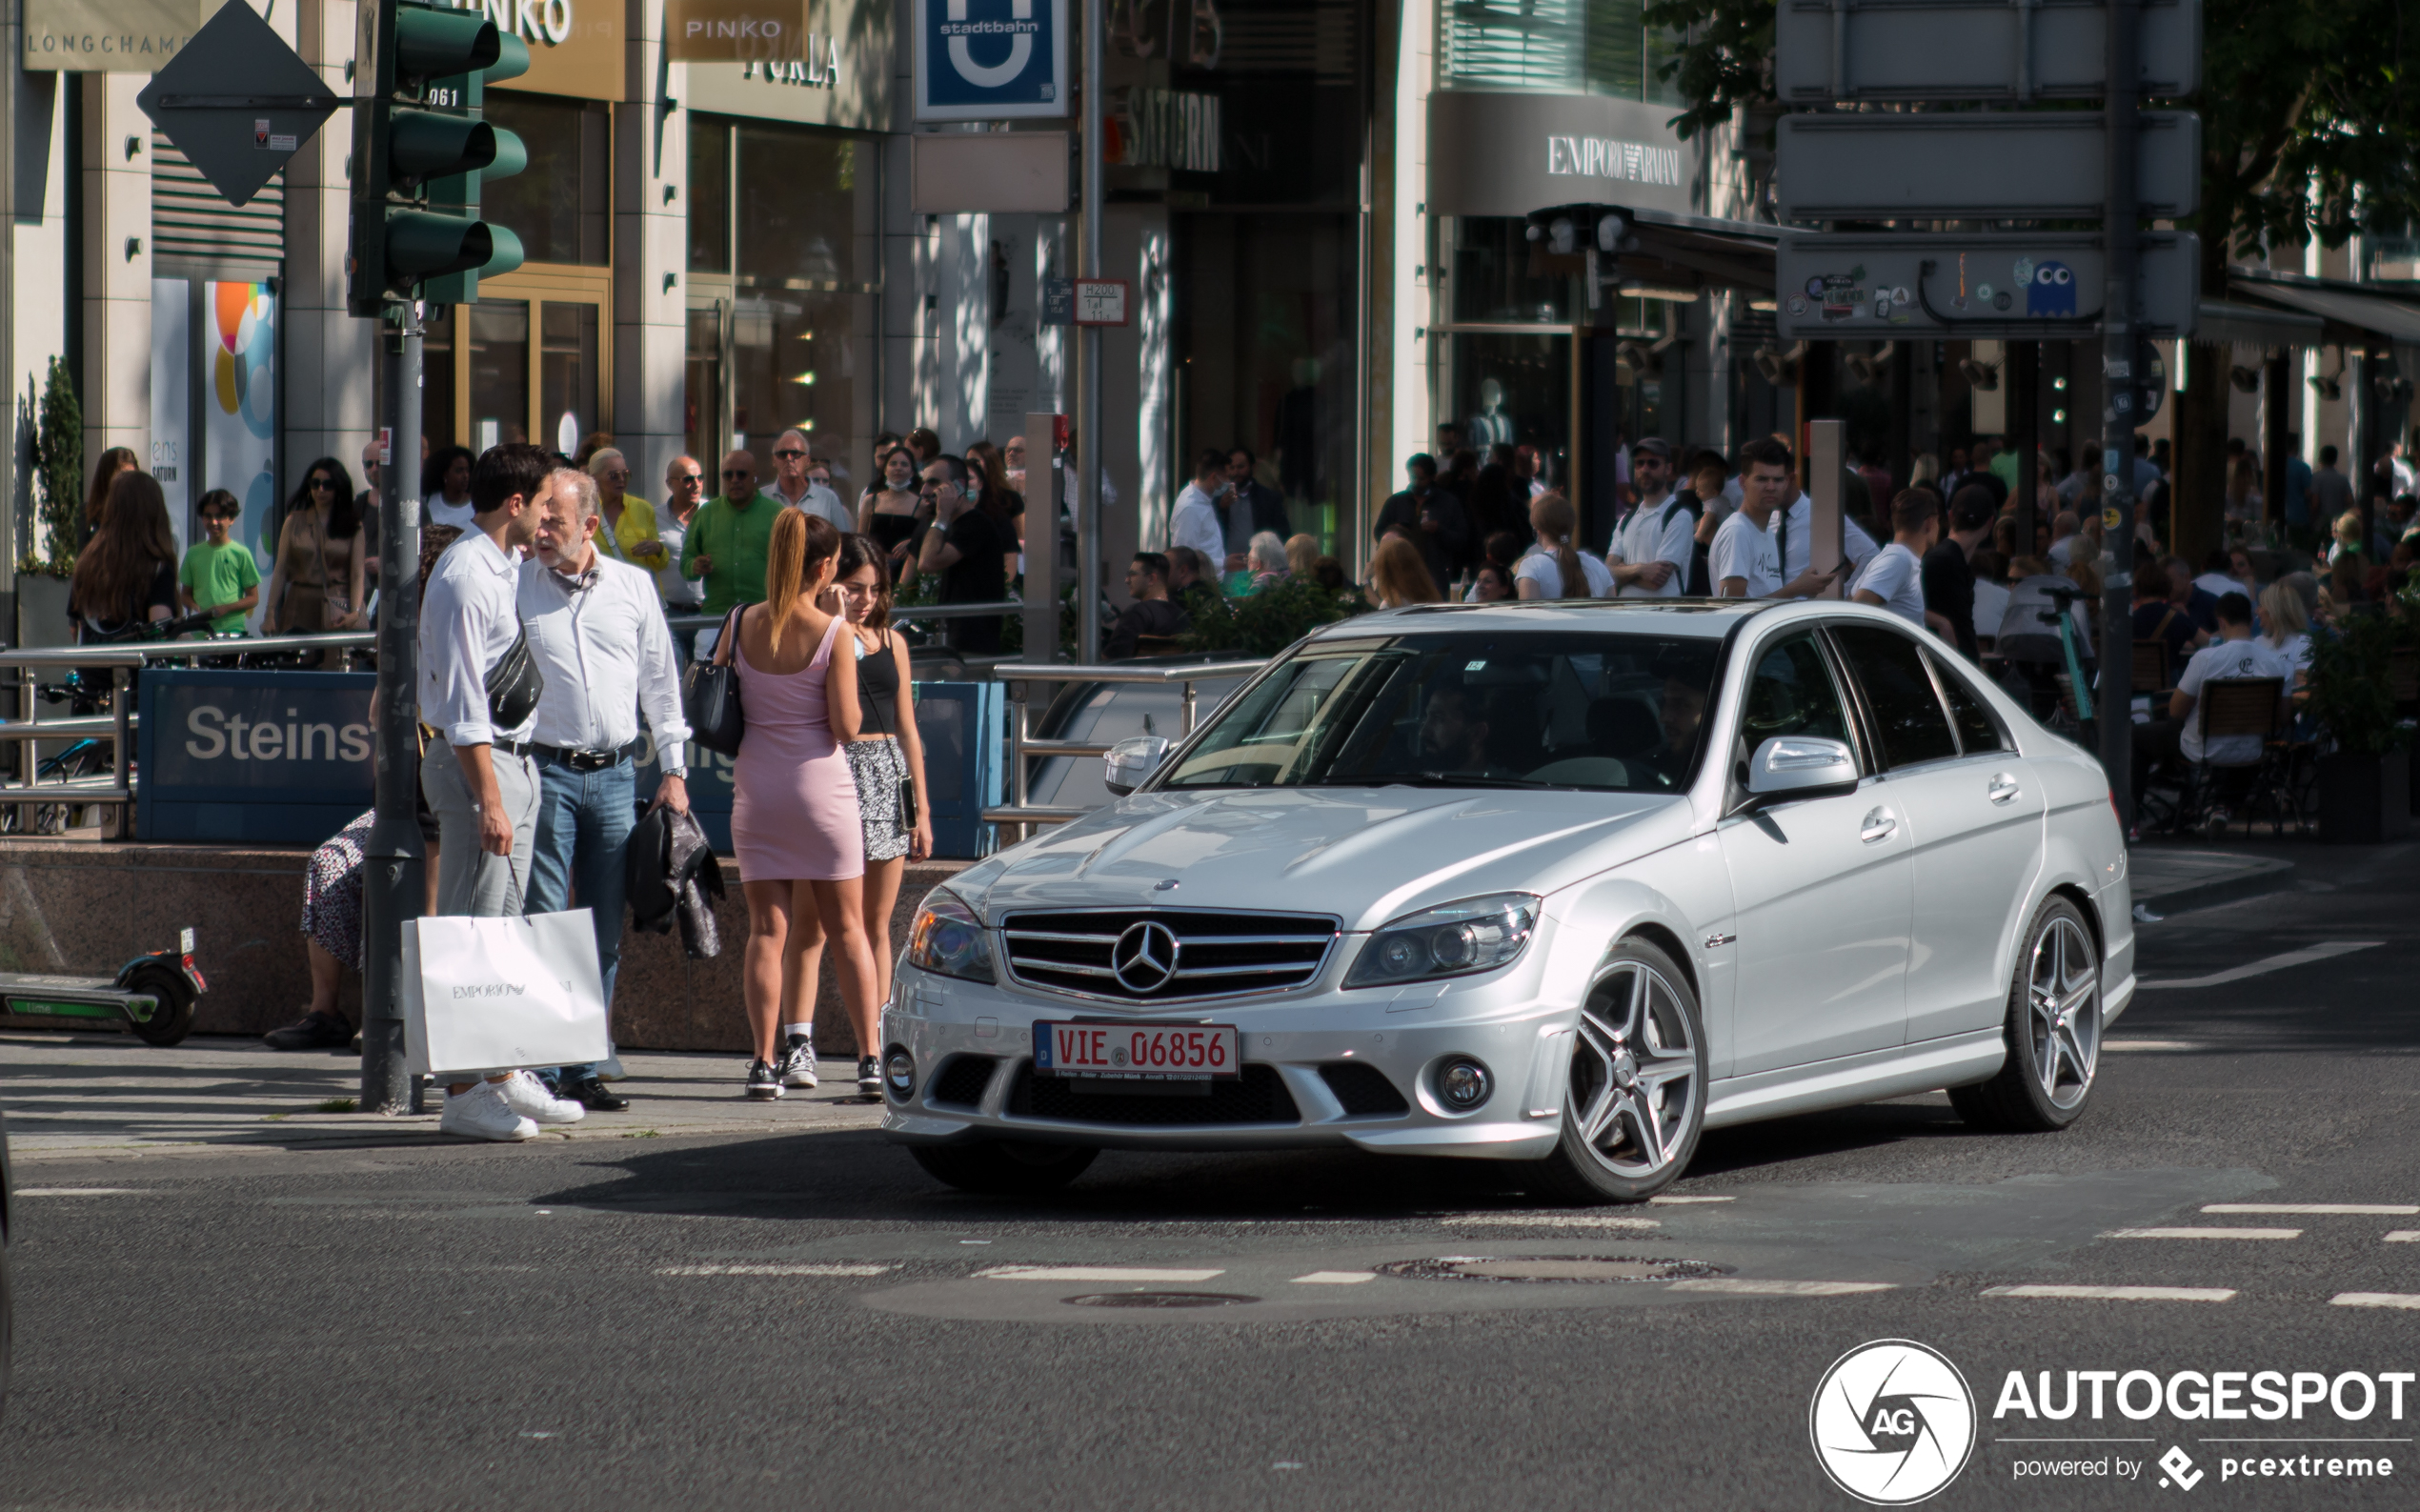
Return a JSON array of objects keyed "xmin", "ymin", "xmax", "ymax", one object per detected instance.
[{"xmin": 22, "ymin": 0, "xmax": 197, "ymax": 70}]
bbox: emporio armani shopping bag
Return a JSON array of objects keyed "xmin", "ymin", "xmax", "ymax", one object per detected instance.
[{"xmin": 402, "ymin": 909, "xmax": 610, "ymax": 1077}]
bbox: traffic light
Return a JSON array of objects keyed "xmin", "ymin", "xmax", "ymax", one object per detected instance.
[
  {"xmin": 1523, "ymin": 204, "xmax": 1639, "ymax": 257},
  {"xmin": 347, "ymin": 0, "xmax": 528, "ymax": 317}
]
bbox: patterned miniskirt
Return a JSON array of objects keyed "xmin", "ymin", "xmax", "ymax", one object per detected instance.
[{"xmin": 844, "ymin": 736, "xmax": 914, "ymax": 862}]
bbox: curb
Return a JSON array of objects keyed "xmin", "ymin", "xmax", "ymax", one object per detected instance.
[{"xmin": 2128, "ymin": 854, "xmax": 2295, "ymax": 917}]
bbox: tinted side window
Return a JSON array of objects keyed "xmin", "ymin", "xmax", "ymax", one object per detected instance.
[
  {"xmin": 1737, "ymin": 633, "xmax": 1853, "ymax": 759},
  {"xmin": 1831, "ymin": 624, "xmax": 1959, "ymax": 768},
  {"xmin": 1929, "ymin": 652, "xmax": 2007, "ymax": 753}
]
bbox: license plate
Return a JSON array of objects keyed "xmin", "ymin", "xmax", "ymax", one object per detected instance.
[{"xmin": 1032, "ymin": 1021, "xmax": 1241, "ymax": 1080}]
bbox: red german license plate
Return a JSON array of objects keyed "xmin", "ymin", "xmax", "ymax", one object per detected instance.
[{"xmin": 1031, "ymin": 1021, "xmax": 1240, "ymax": 1080}]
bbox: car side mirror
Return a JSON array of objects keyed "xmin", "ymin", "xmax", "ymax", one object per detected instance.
[
  {"xmin": 1744, "ymin": 736, "xmax": 1859, "ymax": 801},
  {"xmin": 1103, "ymin": 736, "xmax": 1170, "ymax": 796}
]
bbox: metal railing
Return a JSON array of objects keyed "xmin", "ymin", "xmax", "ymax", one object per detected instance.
[
  {"xmin": 663, "ymin": 599, "xmax": 1024, "ymax": 634},
  {"xmin": 0, "ymin": 631, "xmax": 378, "ymax": 826},
  {"xmin": 980, "ymin": 659, "xmax": 1266, "ymax": 837}
]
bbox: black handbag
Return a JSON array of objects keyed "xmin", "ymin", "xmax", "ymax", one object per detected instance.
[
  {"xmin": 484, "ymin": 620, "xmax": 545, "ymax": 730},
  {"xmin": 681, "ymin": 604, "xmax": 747, "ymax": 756},
  {"xmin": 859, "ymin": 629, "xmax": 919, "ymax": 829}
]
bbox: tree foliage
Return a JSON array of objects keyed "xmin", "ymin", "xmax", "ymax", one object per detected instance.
[{"xmin": 31, "ymin": 357, "xmax": 81, "ymax": 576}]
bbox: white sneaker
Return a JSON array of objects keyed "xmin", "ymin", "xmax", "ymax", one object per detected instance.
[
  {"xmin": 439, "ymin": 1081, "xmax": 539, "ymax": 1141},
  {"xmin": 500, "ymin": 1071, "xmax": 586, "ymax": 1125},
  {"xmin": 778, "ymin": 1034, "xmax": 818, "ymax": 1089}
]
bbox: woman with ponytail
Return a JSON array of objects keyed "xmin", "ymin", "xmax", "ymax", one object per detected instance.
[
  {"xmin": 727, "ymin": 509, "xmax": 884, "ymax": 1102},
  {"xmin": 1514, "ymin": 493, "xmax": 1613, "ymax": 598}
]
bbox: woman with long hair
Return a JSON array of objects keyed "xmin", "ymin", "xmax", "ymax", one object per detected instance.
[
  {"xmin": 422, "ymin": 445, "xmax": 477, "ymax": 530},
  {"xmin": 1515, "ymin": 493, "xmax": 1611, "ymax": 598},
  {"xmin": 69, "ymin": 470, "xmax": 179, "ymax": 638},
  {"xmin": 857, "ymin": 442, "xmax": 923, "ymax": 574},
  {"xmin": 1367, "ymin": 534, "xmax": 1442, "ymax": 609},
  {"xmin": 725, "ymin": 510, "xmax": 882, "ymax": 1100},
  {"xmin": 263, "ymin": 456, "xmax": 366, "ymax": 636},
  {"xmin": 80, "ymin": 447, "xmax": 139, "ymax": 551},
  {"xmin": 2259, "ymin": 577, "xmax": 2312, "ymax": 687},
  {"xmin": 964, "ymin": 438, "xmax": 1026, "ymax": 575},
  {"xmin": 1469, "ymin": 561, "xmax": 1516, "ymax": 602},
  {"xmin": 1285, "ymin": 534, "xmax": 1320, "ymax": 581}
]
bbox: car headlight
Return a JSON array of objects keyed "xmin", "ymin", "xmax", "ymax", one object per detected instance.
[
  {"xmin": 906, "ymin": 889, "xmax": 995, "ymax": 983},
  {"xmin": 1344, "ymin": 892, "xmax": 1541, "ymax": 988}
]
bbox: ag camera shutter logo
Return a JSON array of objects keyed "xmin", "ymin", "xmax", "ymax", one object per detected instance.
[{"xmin": 1810, "ymin": 1340, "xmax": 1978, "ymax": 1504}]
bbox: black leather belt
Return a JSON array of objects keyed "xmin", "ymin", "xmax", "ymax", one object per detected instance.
[{"xmin": 532, "ymin": 739, "xmax": 637, "ymax": 771}]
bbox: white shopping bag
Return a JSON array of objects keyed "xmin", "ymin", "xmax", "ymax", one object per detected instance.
[{"xmin": 402, "ymin": 909, "xmax": 612, "ymax": 1077}]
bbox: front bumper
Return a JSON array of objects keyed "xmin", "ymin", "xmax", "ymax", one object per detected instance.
[{"xmin": 878, "ymin": 963, "xmax": 1571, "ymax": 1161}]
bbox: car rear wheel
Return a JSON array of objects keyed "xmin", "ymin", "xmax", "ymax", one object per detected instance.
[
  {"xmin": 1521, "ymin": 937, "xmax": 1706, "ymax": 1205},
  {"xmin": 1950, "ymin": 896, "xmax": 2101, "ymax": 1133},
  {"xmin": 910, "ymin": 1139, "xmax": 1099, "ymax": 1196}
]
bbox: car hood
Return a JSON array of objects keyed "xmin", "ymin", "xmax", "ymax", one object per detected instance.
[{"xmin": 954, "ymin": 787, "xmax": 1691, "ymax": 932}]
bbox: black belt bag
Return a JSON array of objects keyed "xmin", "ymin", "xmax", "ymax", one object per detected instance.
[{"xmin": 484, "ymin": 620, "xmax": 545, "ymax": 732}]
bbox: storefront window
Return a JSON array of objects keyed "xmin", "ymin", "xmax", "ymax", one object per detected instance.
[
  {"xmin": 1445, "ymin": 330, "xmax": 1572, "ymax": 486},
  {"xmin": 540, "ymin": 303, "xmax": 600, "ymax": 455},
  {"xmin": 423, "ymin": 306, "xmax": 457, "ymax": 453},
  {"xmin": 686, "ymin": 306, "xmax": 724, "ymax": 462},
  {"xmin": 469, "ymin": 301, "xmax": 531, "ymax": 452},
  {"xmin": 1451, "ymin": 217, "xmax": 1580, "ymax": 325},
  {"xmin": 688, "ymin": 121, "xmax": 731, "ymax": 274},
  {"xmin": 483, "ymin": 93, "xmax": 610, "ymax": 267},
  {"xmin": 1438, "ymin": 0, "xmax": 1650, "ymax": 99}
]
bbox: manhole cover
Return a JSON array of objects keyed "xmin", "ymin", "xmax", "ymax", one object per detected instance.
[
  {"xmin": 1376, "ymin": 1255, "xmax": 1729, "ymax": 1284},
  {"xmin": 1062, "ymin": 1291, "xmax": 1260, "ymax": 1308}
]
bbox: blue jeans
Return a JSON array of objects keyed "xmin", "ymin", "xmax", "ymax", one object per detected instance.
[{"xmin": 524, "ymin": 755, "xmax": 636, "ymax": 1082}]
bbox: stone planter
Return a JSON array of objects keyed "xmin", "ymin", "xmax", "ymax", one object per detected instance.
[
  {"xmin": 2319, "ymin": 748, "xmax": 2411, "ymax": 844},
  {"xmin": 15, "ymin": 573, "xmax": 71, "ymax": 649}
]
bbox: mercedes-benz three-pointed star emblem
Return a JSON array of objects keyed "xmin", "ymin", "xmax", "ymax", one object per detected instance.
[{"xmin": 1112, "ymin": 920, "xmax": 1181, "ymax": 994}]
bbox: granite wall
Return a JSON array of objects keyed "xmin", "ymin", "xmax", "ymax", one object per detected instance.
[{"xmin": 0, "ymin": 839, "xmax": 968, "ymax": 1059}]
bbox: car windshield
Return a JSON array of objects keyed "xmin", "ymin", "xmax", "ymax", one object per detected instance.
[{"xmin": 1160, "ymin": 631, "xmax": 1724, "ymax": 793}]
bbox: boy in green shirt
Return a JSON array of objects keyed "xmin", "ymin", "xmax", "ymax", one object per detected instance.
[
  {"xmin": 178, "ymin": 490, "xmax": 261, "ymax": 634},
  {"xmin": 679, "ymin": 449, "xmax": 782, "ymax": 621}
]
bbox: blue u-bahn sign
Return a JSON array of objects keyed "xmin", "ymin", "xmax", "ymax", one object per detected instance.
[{"xmin": 913, "ymin": 0, "xmax": 1068, "ymax": 121}]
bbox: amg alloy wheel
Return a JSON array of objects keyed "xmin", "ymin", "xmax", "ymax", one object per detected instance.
[
  {"xmin": 1523, "ymin": 937, "xmax": 1707, "ymax": 1204},
  {"xmin": 1951, "ymin": 896, "xmax": 2101, "ymax": 1132}
]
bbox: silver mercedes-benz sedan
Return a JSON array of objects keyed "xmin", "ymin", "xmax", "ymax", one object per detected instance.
[{"xmin": 881, "ymin": 598, "xmax": 2134, "ymax": 1203}]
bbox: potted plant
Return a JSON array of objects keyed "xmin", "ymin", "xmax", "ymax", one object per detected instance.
[
  {"xmin": 16, "ymin": 357, "xmax": 80, "ymax": 649},
  {"xmin": 2305, "ymin": 609, "xmax": 2413, "ymax": 843}
]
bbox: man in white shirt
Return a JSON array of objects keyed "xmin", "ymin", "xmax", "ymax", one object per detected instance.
[
  {"xmin": 519, "ymin": 466, "xmax": 692, "ymax": 1112},
  {"xmin": 1607, "ymin": 437, "xmax": 1694, "ymax": 597},
  {"xmin": 1851, "ymin": 490, "xmax": 1958, "ymax": 639},
  {"xmin": 1768, "ymin": 479, "xmax": 1880, "ymax": 585},
  {"xmin": 2172, "ymin": 594, "xmax": 2290, "ymax": 767},
  {"xmin": 768, "ymin": 427, "xmax": 851, "ymax": 533},
  {"xmin": 417, "ymin": 443, "xmax": 586, "ymax": 1141},
  {"xmin": 1169, "ymin": 450, "xmax": 1232, "ymax": 569},
  {"xmin": 1712, "ymin": 438, "xmax": 1846, "ymax": 599}
]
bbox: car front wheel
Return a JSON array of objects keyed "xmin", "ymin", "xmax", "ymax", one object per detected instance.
[
  {"xmin": 1521, "ymin": 937, "xmax": 1707, "ymax": 1205},
  {"xmin": 1950, "ymin": 895, "xmax": 2102, "ymax": 1132}
]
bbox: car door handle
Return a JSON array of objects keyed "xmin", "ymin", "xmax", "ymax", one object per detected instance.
[
  {"xmin": 1987, "ymin": 773, "xmax": 2023, "ymax": 805},
  {"xmin": 1860, "ymin": 806, "xmax": 1898, "ymax": 843}
]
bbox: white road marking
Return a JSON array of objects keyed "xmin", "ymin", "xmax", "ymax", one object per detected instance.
[
  {"xmin": 2103, "ymin": 1039, "xmax": 2202, "ymax": 1052},
  {"xmin": 1666, "ymin": 1278, "xmax": 1894, "ymax": 1296},
  {"xmin": 1437, "ymin": 1214, "xmax": 1661, "ymax": 1229},
  {"xmin": 10, "ymin": 1187, "xmax": 141, "ymax": 1197},
  {"xmin": 2204, "ymin": 1203, "xmax": 2419, "ymax": 1216},
  {"xmin": 2136, "ymin": 940, "xmax": 2382, "ymax": 991},
  {"xmin": 978, "ymin": 1266, "xmax": 1225, "ymax": 1282},
  {"xmin": 2385, "ymin": 1232, "xmax": 2420, "ymax": 1243},
  {"xmin": 1985, "ymin": 1285, "xmax": 2238, "ymax": 1302},
  {"xmin": 2101, "ymin": 1227, "xmax": 2301, "ymax": 1240},
  {"xmin": 1290, "ymin": 1271, "xmax": 1377, "ymax": 1285},
  {"xmin": 656, "ymin": 1263, "xmax": 898, "ymax": 1277},
  {"xmin": 1647, "ymin": 1195, "xmax": 1736, "ymax": 1204},
  {"xmin": 2332, "ymin": 1293, "xmax": 2420, "ymax": 1311}
]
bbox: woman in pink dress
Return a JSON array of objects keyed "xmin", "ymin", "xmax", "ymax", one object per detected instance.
[{"xmin": 726, "ymin": 510, "xmax": 882, "ymax": 1100}]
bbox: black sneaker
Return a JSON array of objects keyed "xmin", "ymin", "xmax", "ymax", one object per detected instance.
[
  {"xmin": 745, "ymin": 1059, "xmax": 784, "ymax": 1100},
  {"xmin": 857, "ymin": 1056, "xmax": 882, "ymax": 1099},
  {"xmin": 778, "ymin": 1034, "xmax": 818, "ymax": 1089},
  {"xmin": 560, "ymin": 1074, "xmax": 630, "ymax": 1112},
  {"xmin": 264, "ymin": 1011, "xmax": 353, "ymax": 1052}
]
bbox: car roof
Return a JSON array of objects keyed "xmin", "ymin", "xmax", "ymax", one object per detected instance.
[{"xmin": 1310, "ymin": 596, "xmax": 1783, "ymax": 641}]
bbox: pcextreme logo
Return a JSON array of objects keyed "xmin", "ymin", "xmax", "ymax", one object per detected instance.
[{"xmin": 1810, "ymin": 1340, "xmax": 1979, "ymax": 1504}]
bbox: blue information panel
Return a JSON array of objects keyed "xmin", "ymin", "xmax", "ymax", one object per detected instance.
[
  {"xmin": 912, "ymin": 0, "xmax": 1068, "ymax": 122},
  {"xmin": 633, "ymin": 681, "xmax": 1007, "ymax": 860},
  {"xmin": 137, "ymin": 670, "xmax": 375, "ymax": 844}
]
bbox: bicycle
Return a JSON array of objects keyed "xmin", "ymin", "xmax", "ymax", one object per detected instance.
[{"xmin": 0, "ymin": 607, "xmax": 228, "ymax": 835}]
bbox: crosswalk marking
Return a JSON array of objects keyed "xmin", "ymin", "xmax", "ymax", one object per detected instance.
[
  {"xmin": 656, "ymin": 1263, "xmax": 898, "ymax": 1277},
  {"xmin": 1290, "ymin": 1271, "xmax": 1377, "ymax": 1285},
  {"xmin": 1647, "ymin": 1195, "xmax": 1736, "ymax": 1204},
  {"xmin": 1985, "ymin": 1285, "xmax": 2237, "ymax": 1302},
  {"xmin": 11, "ymin": 1187, "xmax": 141, "ymax": 1197},
  {"xmin": 1437, "ymin": 1214, "xmax": 1660, "ymax": 1228},
  {"xmin": 1666, "ymin": 1279, "xmax": 1893, "ymax": 1296},
  {"xmin": 978, "ymin": 1266, "xmax": 1225, "ymax": 1282},
  {"xmin": 2385, "ymin": 1232, "xmax": 2420, "ymax": 1243},
  {"xmin": 2204, "ymin": 1203, "xmax": 2419, "ymax": 1216},
  {"xmin": 2136, "ymin": 940, "xmax": 2381, "ymax": 991},
  {"xmin": 2331, "ymin": 1293, "xmax": 2420, "ymax": 1311},
  {"xmin": 2102, "ymin": 1227, "xmax": 2301, "ymax": 1240}
]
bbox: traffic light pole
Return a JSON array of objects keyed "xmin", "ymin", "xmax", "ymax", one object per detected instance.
[
  {"xmin": 360, "ymin": 304, "xmax": 426, "ymax": 1115},
  {"xmin": 1078, "ymin": 0, "xmax": 1103, "ymax": 664},
  {"xmin": 2097, "ymin": 0, "xmax": 2141, "ymax": 827}
]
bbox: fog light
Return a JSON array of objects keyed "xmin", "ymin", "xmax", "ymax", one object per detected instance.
[
  {"xmin": 1436, "ymin": 1057, "xmax": 1491, "ymax": 1110},
  {"xmin": 884, "ymin": 1048, "xmax": 916, "ymax": 1099}
]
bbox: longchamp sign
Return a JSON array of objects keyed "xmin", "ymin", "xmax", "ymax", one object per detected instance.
[{"xmin": 23, "ymin": 0, "xmax": 197, "ymax": 71}]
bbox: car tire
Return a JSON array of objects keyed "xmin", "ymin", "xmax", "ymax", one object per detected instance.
[
  {"xmin": 910, "ymin": 1140, "xmax": 1099, "ymax": 1196},
  {"xmin": 1519, "ymin": 937, "xmax": 1708, "ymax": 1205},
  {"xmin": 1950, "ymin": 895, "xmax": 2102, "ymax": 1133}
]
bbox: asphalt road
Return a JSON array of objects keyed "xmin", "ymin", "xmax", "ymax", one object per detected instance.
[{"xmin": 3, "ymin": 841, "xmax": 2418, "ymax": 1511}]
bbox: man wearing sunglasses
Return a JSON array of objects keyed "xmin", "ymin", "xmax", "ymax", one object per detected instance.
[
  {"xmin": 767, "ymin": 427, "xmax": 852, "ymax": 534},
  {"xmin": 677, "ymin": 450, "xmax": 780, "ymax": 657}
]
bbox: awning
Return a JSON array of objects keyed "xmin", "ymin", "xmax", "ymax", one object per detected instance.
[
  {"xmin": 2228, "ymin": 276, "xmax": 2420, "ymax": 345},
  {"xmin": 2192, "ymin": 297, "xmax": 2325, "ymax": 348}
]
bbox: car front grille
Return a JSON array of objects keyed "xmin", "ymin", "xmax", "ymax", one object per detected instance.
[
  {"xmin": 999, "ymin": 909, "xmax": 1339, "ymax": 1003},
  {"xmin": 1004, "ymin": 1063, "xmax": 1301, "ymax": 1126},
  {"xmin": 928, "ymin": 1055, "xmax": 997, "ymax": 1108}
]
